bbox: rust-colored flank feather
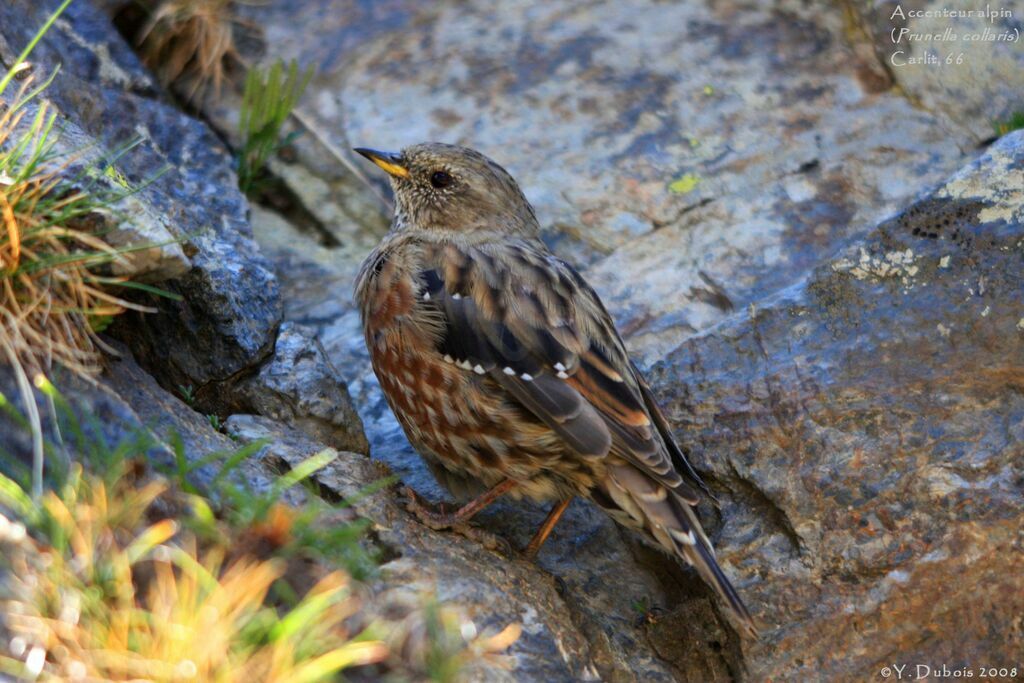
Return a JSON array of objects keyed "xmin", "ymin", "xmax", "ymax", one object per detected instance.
[{"xmin": 354, "ymin": 143, "xmax": 756, "ymax": 635}]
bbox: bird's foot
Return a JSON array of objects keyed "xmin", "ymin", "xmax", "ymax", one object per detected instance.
[
  {"xmin": 402, "ymin": 486, "xmax": 461, "ymax": 529},
  {"xmin": 402, "ymin": 486, "xmax": 512, "ymax": 554}
]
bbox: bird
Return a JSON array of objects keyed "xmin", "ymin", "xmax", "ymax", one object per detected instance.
[{"xmin": 353, "ymin": 143, "xmax": 755, "ymax": 635}]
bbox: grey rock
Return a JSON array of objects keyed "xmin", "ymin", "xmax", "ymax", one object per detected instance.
[
  {"xmin": 0, "ymin": 363, "xmax": 165, "ymax": 483},
  {"xmin": 642, "ymin": 131, "xmax": 1024, "ymax": 678},
  {"xmin": 0, "ymin": 345, "xmax": 275, "ymax": 502},
  {"xmin": 100, "ymin": 344, "xmax": 289, "ymax": 501},
  {"xmin": 852, "ymin": 0, "xmax": 1024, "ymax": 143},
  {"xmin": 234, "ymin": 322, "xmax": 369, "ymax": 455},
  {"xmin": 0, "ymin": 0, "xmax": 282, "ymax": 404}
]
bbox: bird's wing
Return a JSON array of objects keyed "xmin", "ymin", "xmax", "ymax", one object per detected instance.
[
  {"xmin": 633, "ymin": 366, "xmax": 716, "ymax": 501},
  {"xmin": 418, "ymin": 239, "xmax": 700, "ymax": 504}
]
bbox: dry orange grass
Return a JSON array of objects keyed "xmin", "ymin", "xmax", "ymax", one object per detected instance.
[
  {"xmin": 136, "ymin": 0, "xmax": 241, "ymax": 101},
  {"xmin": 0, "ymin": 465, "xmax": 388, "ymax": 682},
  {"xmin": 1, "ymin": 73, "xmax": 158, "ymax": 496},
  {"xmin": 1, "ymin": 77, "xmax": 153, "ymax": 378}
]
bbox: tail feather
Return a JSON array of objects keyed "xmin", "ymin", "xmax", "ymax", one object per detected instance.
[
  {"xmin": 683, "ymin": 529, "xmax": 756, "ymax": 636},
  {"xmin": 603, "ymin": 462, "xmax": 757, "ymax": 636}
]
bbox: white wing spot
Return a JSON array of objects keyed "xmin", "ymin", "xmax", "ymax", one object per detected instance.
[
  {"xmin": 557, "ymin": 371, "xmax": 569, "ymax": 379},
  {"xmin": 554, "ymin": 362, "xmax": 566, "ymax": 372},
  {"xmin": 503, "ymin": 367, "xmax": 516, "ymax": 375},
  {"xmin": 452, "ymin": 292, "xmax": 462, "ymax": 300},
  {"xmin": 423, "ymin": 292, "xmax": 431, "ymax": 301},
  {"xmin": 443, "ymin": 354, "xmax": 454, "ymax": 364},
  {"xmin": 670, "ymin": 529, "xmax": 697, "ymax": 545},
  {"xmin": 473, "ymin": 364, "xmax": 486, "ymax": 375},
  {"xmin": 520, "ymin": 373, "xmax": 534, "ymax": 381}
]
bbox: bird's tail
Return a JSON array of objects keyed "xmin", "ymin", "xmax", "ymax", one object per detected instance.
[{"xmin": 600, "ymin": 462, "xmax": 757, "ymax": 636}]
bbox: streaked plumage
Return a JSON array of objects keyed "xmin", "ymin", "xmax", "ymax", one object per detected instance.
[{"xmin": 354, "ymin": 143, "xmax": 755, "ymax": 635}]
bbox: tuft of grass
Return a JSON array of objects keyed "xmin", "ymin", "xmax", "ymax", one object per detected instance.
[
  {"xmin": 0, "ymin": 463, "xmax": 387, "ymax": 681},
  {"xmin": 0, "ymin": 389, "xmax": 520, "ymax": 681},
  {"xmin": 136, "ymin": 0, "xmax": 240, "ymax": 102},
  {"xmin": 177, "ymin": 382, "xmax": 195, "ymax": 404},
  {"xmin": 1, "ymin": 81, "xmax": 151, "ymax": 383},
  {"xmin": 1, "ymin": 1, "xmax": 179, "ymax": 499},
  {"xmin": 993, "ymin": 111, "xmax": 1024, "ymax": 137},
  {"xmin": 0, "ymin": 0, "xmax": 73, "ymax": 95},
  {"xmin": 237, "ymin": 59, "xmax": 314, "ymax": 193}
]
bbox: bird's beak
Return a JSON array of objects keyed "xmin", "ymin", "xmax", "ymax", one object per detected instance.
[{"xmin": 353, "ymin": 148, "xmax": 409, "ymax": 179}]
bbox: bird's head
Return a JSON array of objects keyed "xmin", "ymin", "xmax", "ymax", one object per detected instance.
[{"xmin": 355, "ymin": 143, "xmax": 539, "ymax": 237}]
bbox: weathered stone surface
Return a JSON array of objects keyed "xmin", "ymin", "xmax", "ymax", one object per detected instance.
[
  {"xmin": 0, "ymin": 0, "xmax": 282, "ymax": 401},
  {"xmin": 852, "ymin": 0, "xmax": 1024, "ymax": 143},
  {"xmin": 0, "ymin": 10, "xmax": 187, "ymax": 281},
  {"xmin": 234, "ymin": 322, "xmax": 369, "ymax": 455},
  {"xmin": 0, "ymin": 364, "xmax": 163, "ymax": 481},
  {"xmin": 643, "ymin": 131, "xmax": 1024, "ymax": 678},
  {"xmin": 100, "ymin": 344, "xmax": 289, "ymax": 500},
  {"xmin": 219, "ymin": 0, "xmax": 974, "ymax": 363}
]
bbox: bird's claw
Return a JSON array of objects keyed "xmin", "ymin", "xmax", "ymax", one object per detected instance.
[
  {"xmin": 401, "ymin": 486, "xmax": 511, "ymax": 555},
  {"xmin": 460, "ymin": 525, "xmax": 513, "ymax": 555},
  {"xmin": 402, "ymin": 485, "xmax": 458, "ymax": 529}
]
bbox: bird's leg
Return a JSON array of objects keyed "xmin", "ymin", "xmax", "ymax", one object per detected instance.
[
  {"xmin": 403, "ymin": 478, "xmax": 516, "ymax": 530},
  {"xmin": 524, "ymin": 497, "xmax": 573, "ymax": 559}
]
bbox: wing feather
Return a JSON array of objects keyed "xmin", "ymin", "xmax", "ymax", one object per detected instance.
[
  {"xmin": 419, "ymin": 240, "xmax": 699, "ymax": 499},
  {"xmin": 634, "ymin": 367, "xmax": 715, "ymax": 501}
]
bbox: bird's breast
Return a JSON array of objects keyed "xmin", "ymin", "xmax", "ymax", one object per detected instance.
[{"xmin": 356, "ymin": 240, "xmax": 604, "ymax": 501}]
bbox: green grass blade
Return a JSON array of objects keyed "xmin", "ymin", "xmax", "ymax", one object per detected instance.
[
  {"xmin": 0, "ymin": 0, "xmax": 74, "ymax": 97},
  {"xmin": 0, "ymin": 471, "xmax": 33, "ymax": 517},
  {"xmin": 270, "ymin": 449, "xmax": 338, "ymax": 500}
]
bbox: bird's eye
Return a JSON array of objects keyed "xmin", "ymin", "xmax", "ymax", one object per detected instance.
[{"xmin": 430, "ymin": 170, "xmax": 453, "ymax": 188}]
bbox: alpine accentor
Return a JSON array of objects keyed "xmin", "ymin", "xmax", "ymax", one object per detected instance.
[{"xmin": 354, "ymin": 143, "xmax": 754, "ymax": 634}]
